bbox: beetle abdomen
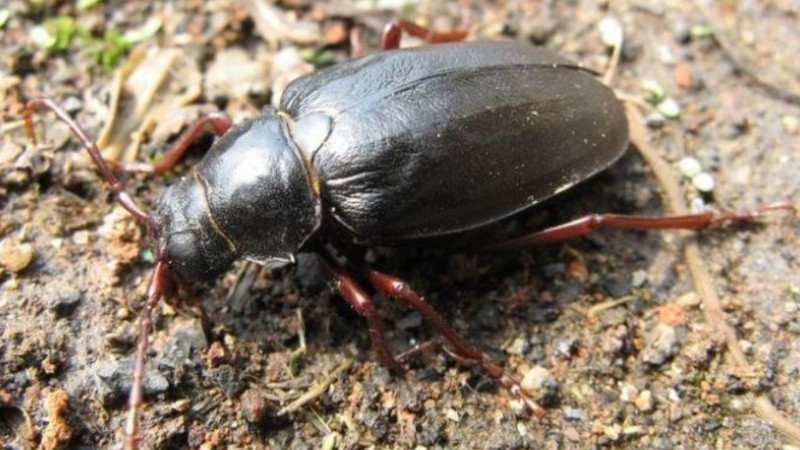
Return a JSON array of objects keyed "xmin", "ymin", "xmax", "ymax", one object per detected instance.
[{"xmin": 282, "ymin": 41, "xmax": 628, "ymax": 242}]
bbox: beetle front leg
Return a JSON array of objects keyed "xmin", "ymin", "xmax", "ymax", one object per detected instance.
[
  {"xmin": 484, "ymin": 201, "xmax": 796, "ymax": 251},
  {"xmin": 124, "ymin": 260, "xmax": 171, "ymax": 450},
  {"xmin": 367, "ymin": 270, "xmax": 544, "ymax": 416},
  {"xmin": 317, "ymin": 249, "xmax": 402, "ymax": 371},
  {"xmin": 121, "ymin": 111, "xmax": 233, "ymax": 175}
]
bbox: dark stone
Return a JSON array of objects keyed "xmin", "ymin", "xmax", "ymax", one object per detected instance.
[{"xmin": 49, "ymin": 290, "xmax": 83, "ymax": 318}]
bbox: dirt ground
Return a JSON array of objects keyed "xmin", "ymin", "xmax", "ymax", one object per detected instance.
[{"xmin": 1, "ymin": 1, "xmax": 799, "ymax": 449}]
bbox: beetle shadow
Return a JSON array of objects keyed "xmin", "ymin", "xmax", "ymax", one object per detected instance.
[{"xmin": 321, "ymin": 147, "xmax": 686, "ymax": 363}]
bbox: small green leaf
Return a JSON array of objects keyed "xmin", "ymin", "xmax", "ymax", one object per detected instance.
[
  {"xmin": 0, "ymin": 9, "xmax": 10, "ymax": 29},
  {"xmin": 123, "ymin": 17, "xmax": 162, "ymax": 44},
  {"xmin": 656, "ymin": 97, "xmax": 681, "ymax": 119},
  {"xmin": 789, "ymin": 284, "xmax": 800, "ymax": 302},
  {"xmin": 141, "ymin": 249, "xmax": 155, "ymax": 264},
  {"xmin": 321, "ymin": 433, "xmax": 338, "ymax": 450},
  {"xmin": 640, "ymin": 79, "xmax": 665, "ymax": 102},
  {"xmin": 77, "ymin": 0, "xmax": 104, "ymax": 10},
  {"xmin": 689, "ymin": 24, "xmax": 714, "ymax": 40},
  {"xmin": 32, "ymin": 16, "xmax": 80, "ymax": 51},
  {"xmin": 30, "ymin": 25, "xmax": 57, "ymax": 49},
  {"xmin": 299, "ymin": 48, "xmax": 335, "ymax": 67}
]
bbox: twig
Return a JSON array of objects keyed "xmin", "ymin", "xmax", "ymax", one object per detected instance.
[
  {"xmin": 277, "ymin": 358, "xmax": 354, "ymax": 416},
  {"xmin": 587, "ymin": 295, "xmax": 637, "ymax": 319},
  {"xmin": 625, "ymin": 103, "xmax": 800, "ymax": 446},
  {"xmin": 694, "ymin": 0, "xmax": 800, "ymax": 106}
]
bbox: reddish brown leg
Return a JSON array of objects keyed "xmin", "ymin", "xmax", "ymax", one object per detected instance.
[
  {"xmin": 381, "ymin": 2, "xmax": 472, "ymax": 50},
  {"xmin": 317, "ymin": 249, "xmax": 402, "ymax": 371},
  {"xmin": 148, "ymin": 112, "xmax": 233, "ymax": 175},
  {"xmin": 484, "ymin": 202, "xmax": 796, "ymax": 252},
  {"xmin": 367, "ymin": 270, "xmax": 543, "ymax": 416},
  {"xmin": 124, "ymin": 260, "xmax": 170, "ymax": 450}
]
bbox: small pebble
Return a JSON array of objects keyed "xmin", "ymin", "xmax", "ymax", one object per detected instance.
[
  {"xmin": 598, "ymin": 16, "xmax": 623, "ymax": 47},
  {"xmin": 631, "ymin": 270, "xmax": 648, "ymax": 288},
  {"xmin": 782, "ymin": 115, "xmax": 799, "ymax": 135},
  {"xmin": 241, "ymin": 389, "xmax": 266, "ymax": 424},
  {"xmin": 509, "ymin": 399, "xmax": 528, "ymax": 417},
  {"xmin": 604, "ymin": 424, "xmax": 622, "ymax": 441},
  {"xmin": 678, "ymin": 157, "xmax": 702, "ymax": 179},
  {"xmin": 557, "ymin": 337, "xmax": 578, "ymax": 358},
  {"xmin": 445, "ymin": 408, "xmax": 460, "ymax": 422},
  {"xmin": 656, "ymin": 97, "xmax": 681, "ymax": 118},
  {"xmin": 645, "ymin": 112, "xmax": 666, "ymax": 128},
  {"xmin": 72, "ymin": 230, "xmax": 90, "ymax": 246},
  {"xmin": 642, "ymin": 324, "xmax": 679, "ymax": 366},
  {"xmin": 505, "ymin": 336, "xmax": 528, "ymax": 355},
  {"xmin": 0, "ymin": 239, "xmax": 34, "ymax": 273},
  {"xmin": 116, "ymin": 308, "xmax": 132, "ymax": 320},
  {"xmin": 658, "ymin": 45, "xmax": 677, "ymax": 64},
  {"xmin": 784, "ymin": 301, "xmax": 798, "ymax": 314},
  {"xmin": 619, "ymin": 382, "xmax": 638, "ymax": 403},
  {"xmin": 634, "ymin": 390, "xmax": 655, "ymax": 412},
  {"xmin": 520, "ymin": 366, "xmax": 550, "ymax": 395},
  {"xmin": 563, "ymin": 407, "xmax": 586, "ymax": 422},
  {"xmin": 564, "ymin": 426, "xmax": 580, "ymax": 442},
  {"xmin": 692, "ymin": 172, "xmax": 715, "ymax": 193},
  {"xmin": 49, "ymin": 291, "xmax": 83, "ymax": 318}
]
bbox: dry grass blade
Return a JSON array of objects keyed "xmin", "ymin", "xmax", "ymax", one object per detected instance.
[{"xmin": 626, "ymin": 103, "xmax": 800, "ymax": 446}]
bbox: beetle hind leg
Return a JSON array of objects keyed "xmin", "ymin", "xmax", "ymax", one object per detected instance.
[{"xmin": 484, "ymin": 201, "xmax": 796, "ymax": 252}]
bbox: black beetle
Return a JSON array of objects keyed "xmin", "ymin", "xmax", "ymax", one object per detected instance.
[
  {"xmin": 160, "ymin": 40, "xmax": 629, "ymax": 282},
  {"xmin": 24, "ymin": 37, "xmax": 791, "ymax": 448}
]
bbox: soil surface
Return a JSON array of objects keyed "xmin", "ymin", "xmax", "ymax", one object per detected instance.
[{"xmin": 1, "ymin": 1, "xmax": 799, "ymax": 449}]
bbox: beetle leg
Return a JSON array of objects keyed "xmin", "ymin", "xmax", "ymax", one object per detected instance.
[
  {"xmin": 483, "ymin": 201, "xmax": 796, "ymax": 251},
  {"xmin": 144, "ymin": 112, "xmax": 234, "ymax": 175},
  {"xmin": 381, "ymin": 2, "xmax": 471, "ymax": 50},
  {"xmin": 367, "ymin": 270, "xmax": 544, "ymax": 417},
  {"xmin": 124, "ymin": 260, "xmax": 170, "ymax": 450},
  {"xmin": 317, "ymin": 250, "xmax": 403, "ymax": 371}
]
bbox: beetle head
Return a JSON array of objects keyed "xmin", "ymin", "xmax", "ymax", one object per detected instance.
[{"xmin": 154, "ymin": 176, "xmax": 237, "ymax": 283}]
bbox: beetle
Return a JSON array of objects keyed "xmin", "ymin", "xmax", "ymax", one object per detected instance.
[{"xmin": 24, "ymin": 29, "xmax": 792, "ymax": 448}]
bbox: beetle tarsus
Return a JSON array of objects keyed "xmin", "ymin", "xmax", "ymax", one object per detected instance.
[{"xmin": 484, "ymin": 202, "xmax": 797, "ymax": 251}]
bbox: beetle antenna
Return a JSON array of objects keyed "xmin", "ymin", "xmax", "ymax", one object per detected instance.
[{"xmin": 24, "ymin": 98, "xmax": 159, "ymax": 235}]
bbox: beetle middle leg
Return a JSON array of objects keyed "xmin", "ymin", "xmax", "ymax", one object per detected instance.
[
  {"xmin": 366, "ymin": 269, "xmax": 544, "ymax": 416},
  {"xmin": 317, "ymin": 248, "xmax": 403, "ymax": 371},
  {"xmin": 483, "ymin": 202, "xmax": 796, "ymax": 251}
]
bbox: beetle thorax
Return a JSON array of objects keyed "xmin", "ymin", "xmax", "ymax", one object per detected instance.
[{"xmin": 158, "ymin": 113, "xmax": 322, "ymax": 282}]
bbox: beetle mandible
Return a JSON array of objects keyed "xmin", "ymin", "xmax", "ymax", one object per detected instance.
[{"xmin": 24, "ymin": 20, "xmax": 794, "ymax": 449}]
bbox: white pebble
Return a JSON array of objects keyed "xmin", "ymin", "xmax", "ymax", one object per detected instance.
[
  {"xmin": 678, "ymin": 157, "xmax": 702, "ymax": 178},
  {"xmin": 598, "ymin": 16, "xmax": 623, "ymax": 47},
  {"xmin": 692, "ymin": 172, "xmax": 715, "ymax": 192}
]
